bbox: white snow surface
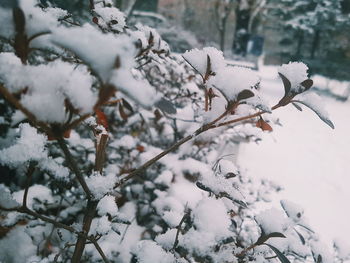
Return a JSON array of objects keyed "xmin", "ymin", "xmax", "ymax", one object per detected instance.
[
  {"xmin": 208, "ymin": 66, "xmax": 259, "ymax": 101},
  {"xmin": 0, "ymin": 53, "xmax": 96, "ymax": 123},
  {"xmin": 94, "ymin": 6, "xmax": 126, "ymax": 32},
  {"xmin": 278, "ymin": 61, "xmax": 309, "ymax": 91},
  {"xmin": 183, "ymin": 47, "xmax": 226, "ymax": 77},
  {"xmin": 237, "ymin": 65, "xmax": 350, "ymax": 255},
  {"xmin": 133, "ymin": 240, "xmax": 176, "ymax": 263},
  {"xmin": 86, "ymin": 172, "xmax": 118, "ymax": 199}
]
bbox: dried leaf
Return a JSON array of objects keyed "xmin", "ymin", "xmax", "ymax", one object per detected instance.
[
  {"xmin": 122, "ymin": 98, "xmax": 133, "ymax": 112},
  {"xmin": 155, "ymin": 97, "xmax": 177, "ymax": 114},
  {"xmin": 278, "ymin": 72, "xmax": 291, "ymax": 96},
  {"xmin": 294, "ymin": 229, "xmax": 305, "ymax": 245},
  {"xmin": 95, "ymin": 108, "xmax": 109, "ymax": 129},
  {"xmin": 92, "ymin": 16, "xmax": 99, "ymax": 24},
  {"xmin": 204, "ymin": 54, "xmax": 212, "ymax": 80},
  {"xmin": 264, "ymin": 243, "xmax": 291, "ymax": 263},
  {"xmin": 256, "ymin": 118, "xmax": 273, "ymax": 131},
  {"xmin": 300, "ymin": 79, "xmax": 313, "ymax": 91},
  {"xmin": 154, "ymin": 109, "xmax": 162, "ymax": 121},
  {"xmin": 255, "ymin": 232, "xmax": 286, "ymax": 246},
  {"xmin": 114, "ymin": 56, "xmax": 121, "ymax": 69},
  {"xmin": 237, "ymin": 89, "xmax": 255, "ymax": 101},
  {"xmin": 292, "ymin": 102, "xmax": 303, "ymax": 111},
  {"xmin": 136, "ymin": 145, "xmax": 145, "ymax": 152},
  {"xmin": 97, "ymin": 84, "xmax": 116, "ymax": 107},
  {"xmin": 148, "ymin": 32, "xmax": 154, "ymax": 46}
]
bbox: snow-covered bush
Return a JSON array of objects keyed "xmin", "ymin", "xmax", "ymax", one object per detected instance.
[{"xmin": 0, "ymin": 1, "xmax": 347, "ymax": 263}]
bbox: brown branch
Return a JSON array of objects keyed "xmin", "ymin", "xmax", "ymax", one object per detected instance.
[
  {"xmin": 57, "ymin": 137, "xmax": 93, "ymax": 199},
  {"xmin": 215, "ymin": 104, "xmax": 281, "ymax": 128},
  {"xmin": 95, "ymin": 133, "xmax": 109, "ymax": 173},
  {"xmin": 71, "ymin": 129, "xmax": 109, "ymax": 262},
  {"xmin": 103, "ymin": 99, "xmax": 122, "ymax": 106},
  {"xmin": 0, "ymin": 205, "xmax": 77, "ymax": 233},
  {"xmin": 64, "ymin": 113, "xmax": 92, "ymax": 132},
  {"xmin": 71, "ymin": 200, "xmax": 98, "ymax": 263},
  {"xmin": 115, "ymin": 103, "xmax": 282, "ymax": 188}
]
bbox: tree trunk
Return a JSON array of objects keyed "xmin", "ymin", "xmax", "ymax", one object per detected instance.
[
  {"xmin": 232, "ymin": 8, "xmax": 251, "ymax": 56},
  {"xmin": 310, "ymin": 29, "xmax": 320, "ymax": 59},
  {"xmin": 116, "ymin": 0, "xmax": 123, "ymax": 9},
  {"xmin": 295, "ymin": 30, "xmax": 304, "ymax": 59},
  {"xmin": 219, "ymin": 18, "xmax": 227, "ymax": 51}
]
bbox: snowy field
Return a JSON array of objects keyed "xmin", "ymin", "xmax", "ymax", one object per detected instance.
[{"xmin": 238, "ymin": 65, "xmax": 350, "ymax": 252}]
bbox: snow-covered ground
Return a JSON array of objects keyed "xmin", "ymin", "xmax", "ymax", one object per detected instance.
[{"xmin": 238, "ymin": 65, "xmax": 350, "ymax": 251}]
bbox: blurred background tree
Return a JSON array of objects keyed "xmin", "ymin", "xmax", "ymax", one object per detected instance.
[{"xmin": 42, "ymin": 0, "xmax": 350, "ymax": 80}]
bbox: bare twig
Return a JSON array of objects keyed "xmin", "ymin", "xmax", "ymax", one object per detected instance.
[
  {"xmin": 64, "ymin": 113, "xmax": 92, "ymax": 132},
  {"xmin": 22, "ymin": 163, "xmax": 35, "ymax": 208},
  {"xmin": 57, "ymin": 137, "xmax": 93, "ymax": 199},
  {"xmin": 28, "ymin": 31, "xmax": 51, "ymax": 43},
  {"xmin": 119, "ymin": 217, "xmax": 135, "ymax": 244},
  {"xmin": 90, "ymin": 238, "xmax": 111, "ymax": 263},
  {"xmin": 0, "ymin": 205, "xmax": 77, "ymax": 233},
  {"xmin": 173, "ymin": 209, "xmax": 190, "ymax": 250},
  {"xmin": 115, "ymin": 103, "xmax": 283, "ymax": 188}
]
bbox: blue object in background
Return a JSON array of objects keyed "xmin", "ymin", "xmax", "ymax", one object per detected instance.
[{"xmin": 247, "ymin": 35, "xmax": 264, "ymax": 56}]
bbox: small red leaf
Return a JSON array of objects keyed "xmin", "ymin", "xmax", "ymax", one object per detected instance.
[
  {"xmin": 63, "ymin": 129, "xmax": 71, "ymax": 139},
  {"xmin": 95, "ymin": 109, "xmax": 109, "ymax": 129},
  {"xmin": 92, "ymin": 17, "xmax": 99, "ymax": 24},
  {"xmin": 256, "ymin": 118, "xmax": 273, "ymax": 132},
  {"xmin": 136, "ymin": 145, "xmax": 145, "ymax": 152}
]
